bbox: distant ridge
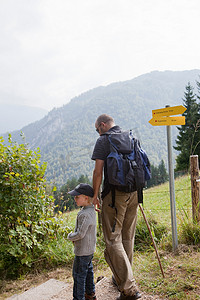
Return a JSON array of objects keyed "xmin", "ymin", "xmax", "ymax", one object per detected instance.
[
  {"xmin": 0, "ymin": 103, "xmax": 48, "ymax": 134},
  {"xmin": 4, "ymin": 69, "xmax": 200, "ymax": 185}
]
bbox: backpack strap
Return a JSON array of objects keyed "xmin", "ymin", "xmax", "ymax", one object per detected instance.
[
  {"xmin": 108, "ymin": 185, "xmax": 118, "ymax": 232},
  {"xmin": 137, "ymin": 188, "xmax": 143, "ymax": 203}
]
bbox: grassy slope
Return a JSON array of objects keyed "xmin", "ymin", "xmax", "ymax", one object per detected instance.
[
  {"xmin": 134, "ymin": 174, "xmax": 200, "ymax": 299},
  {"xmin": 142, "ymin": 174, "xmax": 192, "ymax": 227}
]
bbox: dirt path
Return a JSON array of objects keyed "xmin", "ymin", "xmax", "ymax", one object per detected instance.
[
  {"xmin": 2, "ymin": 269, "xmax": 164, "ymax": 300},
  {"xmin": 51, "ymin": 277, "xmax": 163, "ymax": 300}
]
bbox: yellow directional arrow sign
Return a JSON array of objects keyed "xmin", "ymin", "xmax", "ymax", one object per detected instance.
[
  {"xmin": 152, "ymin": 105, "xmax": 186, "ymax": 117},
  {"xmin": 149, "ymin": 116, "xmax": 185, "ymax": 126}
]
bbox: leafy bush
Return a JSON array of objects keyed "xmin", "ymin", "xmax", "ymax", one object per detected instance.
[{"xmin": 0, "ymin": 135, "xmax": 60, "ymax": 277}]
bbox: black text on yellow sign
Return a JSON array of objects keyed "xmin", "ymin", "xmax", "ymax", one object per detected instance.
[{"xmin": 152, "ymin": 105, "xmax": 186, "ymax": 117}]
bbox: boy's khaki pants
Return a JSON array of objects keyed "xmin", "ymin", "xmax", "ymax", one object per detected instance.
[{"xmin": 101, "ymin": 189, "xmax": 138, "ymax": 296}]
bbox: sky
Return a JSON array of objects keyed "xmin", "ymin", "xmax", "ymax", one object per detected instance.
[{"xmin": 0, "ymin": 0, "xmax": 200, "ymax": 111}]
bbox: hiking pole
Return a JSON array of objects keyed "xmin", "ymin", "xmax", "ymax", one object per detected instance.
[{"xmin": 139, "ymin": 204, "xmax": 165, "ymax": 278}]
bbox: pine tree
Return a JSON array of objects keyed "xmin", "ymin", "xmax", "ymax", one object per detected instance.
[
  {"xmin": 194, "ymin": 77, "xmax": 200, "ymax": 154},
  {"xmin": 146, "ymin": 160, "xmax": 168, "ymax": 188},
  {"xmin": 174, "ymin": 82, "xmax": 200, "ymax": 171},
  {"xmin": 196, "ymin": 76, "xmax": 200, "ymax": 101},
  {"xmin": 158, "ymin": 159, "xmax": 169, "ymax": 184}
]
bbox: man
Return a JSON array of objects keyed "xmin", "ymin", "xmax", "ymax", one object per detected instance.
[{"xmin": 91, "ymin": 114, "xmax": 141, "ymax": 300}]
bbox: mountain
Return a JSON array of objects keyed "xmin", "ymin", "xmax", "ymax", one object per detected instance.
[
  {"xmin": 4, "ymin": 69, "xmax": 200, "ymax": 186},
  {"xmin": 0, "ymin": 103, "xmax": 48, "ymax": 134}
]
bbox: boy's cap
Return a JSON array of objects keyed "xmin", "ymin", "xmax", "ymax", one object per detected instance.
[{"xmin": 68, "ymin": 183, "xmax": 94, "ymax": 197}]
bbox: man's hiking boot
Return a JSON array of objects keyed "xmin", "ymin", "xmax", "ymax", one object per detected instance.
[
  {"xmin": 85, "ymin": 292, "xmax": 97, "ymax": 300},
  {"xmin": 116, "ymin": 291, "xmax": 141, "ymax": 300}
]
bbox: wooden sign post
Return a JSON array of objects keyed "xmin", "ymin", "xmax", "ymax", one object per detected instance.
[{"xmin": 190, "ymin": 155, "xmax": 200, "ymax": 223}]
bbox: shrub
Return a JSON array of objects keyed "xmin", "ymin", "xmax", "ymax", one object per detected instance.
[{"xmin": 0, "ymin": 135, "xmax": 57, "ymax": 277}]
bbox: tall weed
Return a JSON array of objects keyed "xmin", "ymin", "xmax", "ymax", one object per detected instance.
[
  {"xmin": 135, "ymin": 213, "xmax": 168, "ymax": 251},
  {"xmin": 179, "ymin": 221, "xmax": 200, "ymax": 245}
]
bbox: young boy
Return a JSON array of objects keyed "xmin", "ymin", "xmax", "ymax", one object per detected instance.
[{"xmin": 68, "ymin": 183, "xmax": 97, "ymax": 300}]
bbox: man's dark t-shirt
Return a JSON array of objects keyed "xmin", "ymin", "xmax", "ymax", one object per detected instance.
[{"xmin": 91, "ymin": 125, "xmax": 122, "ymax": 199}]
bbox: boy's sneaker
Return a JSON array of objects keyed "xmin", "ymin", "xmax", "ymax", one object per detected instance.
[
  {"xmin": 116, "ymin": 291, "xmax": 141, "ymax": 300},
  {"xmin": 85, "ymin": 292, "xmax": 97, "ymax": 300}
]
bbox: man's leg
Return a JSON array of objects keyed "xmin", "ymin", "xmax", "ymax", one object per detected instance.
[
  {"xmin": 101, "ymin": 190, "xmax": 138, "ymax": 296},
  {"xmin": 122, "ymin": 191, "xmax": 138, "ymax": 265}
]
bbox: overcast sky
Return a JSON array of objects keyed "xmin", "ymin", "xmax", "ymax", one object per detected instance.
[{"xmin": 0, "ymin": 0, "xmax": 200, "ymax": 111}]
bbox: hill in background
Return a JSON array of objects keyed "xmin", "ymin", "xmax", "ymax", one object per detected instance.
[{"xmin": 5, "ymin": 69, "xmax": 200, "ymax": 185}]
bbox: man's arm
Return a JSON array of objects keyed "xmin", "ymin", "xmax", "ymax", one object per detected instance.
[{"xmin": 92, "ymin": 159, "xmax": 104, "ymax": 210}]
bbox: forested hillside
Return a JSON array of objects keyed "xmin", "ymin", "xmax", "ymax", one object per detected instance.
[{"xmin": 7, "ymin": 69, "xmax": 200, "ymax": 185}]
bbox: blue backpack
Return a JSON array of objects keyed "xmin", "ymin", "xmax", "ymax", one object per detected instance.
[{"xmin": 106, "ymin": 130, "xmax": 151, "ymax": 202}]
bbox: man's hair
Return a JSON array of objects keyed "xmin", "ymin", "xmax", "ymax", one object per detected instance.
[{"xmin": 96, "ymin": 114, "xmax": 115, "ymax": 126}]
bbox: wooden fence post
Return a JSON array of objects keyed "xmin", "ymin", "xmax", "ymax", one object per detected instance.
[{"xmin": 190, "ymin": 155, "xmax": 200, "ymax": 223}]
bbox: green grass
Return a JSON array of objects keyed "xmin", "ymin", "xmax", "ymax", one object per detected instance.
[
  {"xmin": 134, "ymin": 174, "xmax": 200, "ymax": 299},
  {"xmin": 134, "ymin": 248, "xmax": 200, "ymax": 299},
  {"xmin": 142, "ymin": 174, "xmax": 192, "ymax": 226}
]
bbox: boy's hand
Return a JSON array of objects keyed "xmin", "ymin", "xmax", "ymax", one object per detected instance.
[
  {"xmin": 68, "ymin": 233, "xmax": 75, "ymax": 243},
  {"xmin": 93, "ymin": 196, "xmax": 100, "ymax": 212}
]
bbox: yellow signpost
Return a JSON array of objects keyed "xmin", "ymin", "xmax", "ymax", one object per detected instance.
[
  {"xmin": 152, "ymin": 105, "xmax": 186, "ymax": 117},
  {"xmin": 149, "ymin": 105, "xmax": 186, "ymax": 126},
  {"xmin": 149, "ymin": 116, "xmax": 185, "ymax": 126},
  {"xmin": 149, "ymin": 105, "xmax": 186, "ymax": 251}
]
